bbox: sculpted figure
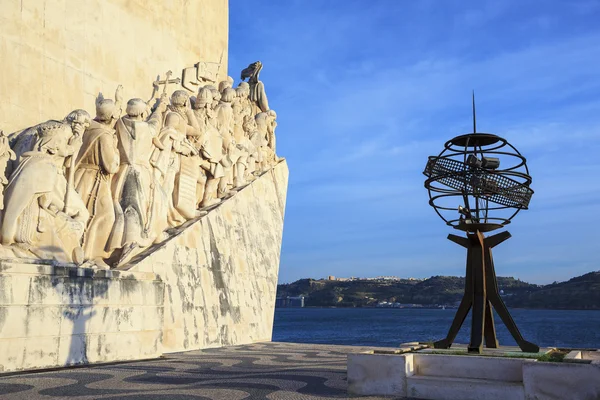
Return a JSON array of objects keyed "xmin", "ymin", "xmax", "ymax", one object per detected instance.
[
  {"xmin": 151, "ymin": 90, "xmax": 202, "ymax": 225},
  {"xmin": 193, "ymin": 88, "xmax": 224, "ymax": 208},
  {"xmin": 266, "ymin": 109, "xmax": 280, "ymax": 161},
  {"xmin": 204, "ymin": 85, "xmax": 221, "ymax": 110},
  {"xmin": 233, "ymin": 82, "xmax": 252, "ymax": 144},
  {"xmin": 7, "ymin": 109, "xmax": 91, "ymax": 177},
  {"xmin": 109, "ymin": 97, "xmax": 169, "ymax": 265},
  {"xmin": 240, "ymin": 61, "xmax": 269, "ymax": 115},
  {"xmin": 218, "ymin": 76, "xmax": 234, "ymax": 94},
  {"xmin": 63, "ymin": 109, "xmax": 92, "ymax": 213},
  {"xmin": 1, "ymin": 121, "xmax": 89, "ymax": 263},
  {"xmin": 255, "ymin": 112, "xmax": 276, "ymax": 171},
  {"xmin": 214, "ymin": 88, "xmax": 243, "ymax": 196},
  {"xmin": 73, "ymin": 92, "xmax": 122, "ymax": 268},
  {"xmin": 241, "ymin": 115, "xmax": 259, "ymax": 180},
  {"xmin": 0, "ymin": 130, "xmax": 16, "ymax": 209}
]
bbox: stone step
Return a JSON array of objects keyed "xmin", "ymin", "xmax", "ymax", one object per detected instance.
[
  {"xmin": 407, "ymin": 375, "xmax": 525, "ymax": 400},
  {"xmin": 413, "ymin": 353, "xmax": 530, "ymax": 382}
]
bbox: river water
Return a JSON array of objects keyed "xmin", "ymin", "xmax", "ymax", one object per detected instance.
[{"xmin": 272, "ymin": 308, "xmax": 600, "ymax": 348}]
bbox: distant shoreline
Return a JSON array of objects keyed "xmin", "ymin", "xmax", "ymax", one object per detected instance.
[{"xmin": 277, "ymin": 273, "xmax": 600, "ymax": 310}]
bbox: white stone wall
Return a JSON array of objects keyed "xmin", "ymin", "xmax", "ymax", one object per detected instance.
[
  {"xmin": 0, "ymin": 0, "xmax": 229, "ymax": 133},
  {"xmin": 0, "ymin": 261, "xmax": 164, "ymax": 373},
  {"xmin": 128, "ymin": 160, "xmax": 289, "ymax": 352}
]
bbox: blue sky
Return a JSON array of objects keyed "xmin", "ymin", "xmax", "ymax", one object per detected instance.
[{"xmin": 228, "ymin": 0, "xmax": 600, "ymax": 285}]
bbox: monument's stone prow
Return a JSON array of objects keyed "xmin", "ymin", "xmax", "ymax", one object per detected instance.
[{"xmin": 0, "ymin": 160, "xmax": 287, "ymax": 372}]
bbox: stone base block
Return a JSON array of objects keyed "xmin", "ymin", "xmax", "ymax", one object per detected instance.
[
  {"xmin": 347, "ymin": 346, "xmax": 600, "ymax": 400},
  {"xmin": 0, "ymin": 262, "xmax": 164, "ymax": 373},
  {"xmin": 523, "ymin": 362, "xmax": 600, "ymax": 400},
  {"xmin": 407, "ymin": 375, "xmax": 524, "ymax": 400}
]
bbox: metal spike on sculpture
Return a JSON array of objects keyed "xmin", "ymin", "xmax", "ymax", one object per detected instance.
[{"xmin": 423, "ymin": 93, "xmax": 539, "ymax": 354}]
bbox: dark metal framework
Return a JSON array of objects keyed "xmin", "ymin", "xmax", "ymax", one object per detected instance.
[
  {"xmin": 422, "ymin": 97, "xmax": 539, "ymax": 353},
  {"xmin": 424, "ymin": 133, "xmax": 533, "ymax": 232}
]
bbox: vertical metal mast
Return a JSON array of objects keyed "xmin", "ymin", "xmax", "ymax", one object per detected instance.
[{"xmin": 472, "ymin": 90, "xmax": 477, "ymax": 134}]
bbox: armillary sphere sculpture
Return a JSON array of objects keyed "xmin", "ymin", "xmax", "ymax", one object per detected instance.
[{"xmin": 423, "ymin": 95, "xmax": 539, "ymax": 354}]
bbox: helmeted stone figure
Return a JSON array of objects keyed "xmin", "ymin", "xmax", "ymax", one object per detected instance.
[
  {"xmin": 109, "ymin": 97, "xmax": 168, "ymax": 264},
  {"xmin": 74, "ymin": 89, "xmax": 123, "ymax": 268},
  {"xmin": 1, "ymin": 121, "xmax": 89, "ymax": 263}
]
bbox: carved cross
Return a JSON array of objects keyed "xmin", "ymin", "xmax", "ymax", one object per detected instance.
[{"xmin": 153, "ymin": 70, "xmax": 181, "ymax": 93}]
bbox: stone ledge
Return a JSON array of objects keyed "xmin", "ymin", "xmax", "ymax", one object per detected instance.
[
  {"xmin": 0, "ymin": 260, "xmax": 160, "ymax": 281},
  {"xmin": 347, "ymin": 346, "xmax": 600, "ymax": 399}
]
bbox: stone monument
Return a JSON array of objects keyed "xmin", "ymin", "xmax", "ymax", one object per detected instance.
[{"xmin": 0, "ymin": 0, "xmax": 288, "ymax": 372}]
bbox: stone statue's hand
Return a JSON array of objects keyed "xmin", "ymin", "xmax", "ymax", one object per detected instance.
[
  {"xmin": 69, "ymin": 132, "xmax": 83, "ymax": 147},
  {"xmin": 65, "ymin": 207, "xmax": 87, "ymax": 223},
  {"xmin": 200, "ymin": 160, "xmax": 211, "ymax": 170},
  {"xmin": 157, "ymin": 95, "xmax": 168, "ymax": 113},
  {"xmin": 115, "ymin": 84, "xmax": 124, "ymax": 102},
  {"xmin": 39, "ymin": 194, "xmax": 62, "ymax": 215}
]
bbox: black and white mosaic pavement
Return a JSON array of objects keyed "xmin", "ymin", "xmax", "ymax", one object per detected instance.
[{"xmin": 0, "ymin": 342, "xmax": 404, "ymax": 399}]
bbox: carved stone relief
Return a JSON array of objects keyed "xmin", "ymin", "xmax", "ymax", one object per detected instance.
[{"xmin": 0, "ymin": 62, "xmax": 282, "ymax": 269}]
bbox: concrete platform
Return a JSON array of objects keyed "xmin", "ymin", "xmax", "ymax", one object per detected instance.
[
  {"xmin": 348, "ymin": 343, "xmax": 600, "ymax": 400},
  {"xmin": 0, "ymin": 342, "xmax": 410, "ymax": 400}
]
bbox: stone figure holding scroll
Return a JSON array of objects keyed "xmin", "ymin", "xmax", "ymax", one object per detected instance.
[
  {"xmin": 1, "ymin": 121, "xmax": 89, "ymax": 263},
  {"xmin": 109, "ymin": 97, "xmax": 169, "ymax": 264},
  {"xmin": 74, "ymin": 91, "xmax": 122, "ymax": 268}
]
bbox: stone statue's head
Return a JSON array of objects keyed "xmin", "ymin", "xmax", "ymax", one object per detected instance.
[
  {"xmin": 255, "ymin": 112, "xmax": 269, "ymax": 132},
  {"xmin": 220, "ymin": 88, "xmax": 236, "ymax": 103},
  {"xmin": 218, "ymin": 76, "xmax": 234, "ymax": 93},
  {"xmin": 241, "ymin": 61, "xmax": 263, "ymax": 82},
  {"xmin": 170, "ymin": 90, "xmax": 190, "ymax": 108},
  {"xmin": 204, "ymin": 85, "xmax": 220, "ymax": 103},
  {"xmin": 36, "ymin": 121, "xmax": 73, "ymax": 157},
  {"xmin": 64, "ymin": 109, "xmax": 91, "ymax": 137},
  {"xmin": 126, "ymin": 98, "xmax": 147, "ymax": 119},
  {"xmin": 266, "ymin": 109, "xmax": 277, "ymax": 132},
  {"xmin": 95, "ymin": 99, "xmax": 118, "ymax": 124},
  {"xmin": 236, "ymin": 81, "xmax": 250, "ymax": 98},
  {"xmin": 193, "ymin": 88, "xmax": 213, "ymax": 110}
]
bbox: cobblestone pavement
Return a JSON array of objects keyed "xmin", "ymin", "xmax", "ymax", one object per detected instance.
[{"xmin": 0, "ymin": 342, "xmax": 404, "ymax": 399}]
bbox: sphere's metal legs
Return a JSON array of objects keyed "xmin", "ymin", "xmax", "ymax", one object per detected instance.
[{"xmin": 433, "ymin": 230, "xmax": 539, "ymax": 354}]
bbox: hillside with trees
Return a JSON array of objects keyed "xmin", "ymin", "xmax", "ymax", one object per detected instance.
[{"xmin": 276, "ymin": 271, "xmax": 600, "ymax": 310}]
